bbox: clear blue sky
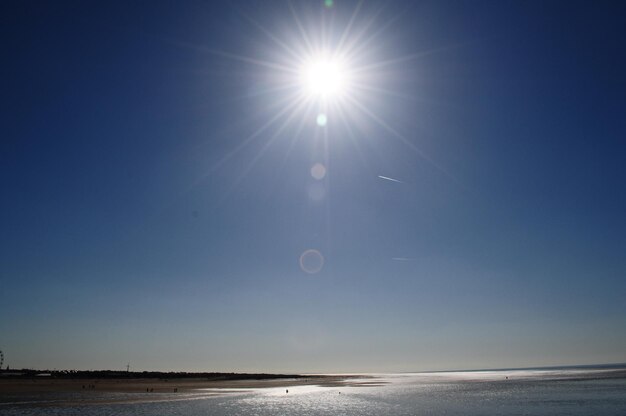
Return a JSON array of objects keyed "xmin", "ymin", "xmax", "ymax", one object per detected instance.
[{"xmin": 1, "ymin": 0, "xmax": 625, "ymax": 372}]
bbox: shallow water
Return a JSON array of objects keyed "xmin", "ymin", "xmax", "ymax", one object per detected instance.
[{"xmin": 3, "ymin": 367, "xmax": 626, "ymax": 415}]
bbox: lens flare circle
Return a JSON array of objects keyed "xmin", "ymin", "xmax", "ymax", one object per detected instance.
[
  {"xmin": 311, "ymin": 163, "xmax": 326, "ymax": 180},
  {"xmin": 299, "ymin": 249, "xmax": 325, "ymax": 274}
]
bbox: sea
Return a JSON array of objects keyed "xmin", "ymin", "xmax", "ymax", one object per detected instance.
[{"xmin": 2, "ymin": 365, "xmax": 626, "ymax": 415}]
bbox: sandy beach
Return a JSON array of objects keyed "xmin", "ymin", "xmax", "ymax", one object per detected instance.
[
  {"xmin": 0, "ymin": 374, "xmax": 383, "ymax": 407},
  {"xmin": 0, "ymin": 375, "xmax": 363, "ymax": 393}
]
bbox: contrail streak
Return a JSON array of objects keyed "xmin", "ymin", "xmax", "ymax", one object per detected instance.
[
  {"xmin": 378, "ymin": 175, "xmax": 404, "ymax": 183},
  {"xmin": 392, "ymin": 257, "xmax": 414, "ymax": 261}
]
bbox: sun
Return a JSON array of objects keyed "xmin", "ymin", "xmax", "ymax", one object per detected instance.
[
  {"xmin": 299, "ymin": 55, "xmax": 351, "ymax": 99},
  {"xmin": 199, "ymin": 1, "xmax": 447, "ymax": 187}
]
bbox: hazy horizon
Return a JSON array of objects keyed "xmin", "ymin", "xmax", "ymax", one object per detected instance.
[
  {"xmin": 2, "ymin": 0, "xmax": 625, "ymax": 374},
  {"xmin": 6, "ymin": 361, "xmax": 626, "ymax": 376}
]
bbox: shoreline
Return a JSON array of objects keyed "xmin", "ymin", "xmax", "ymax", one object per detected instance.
[
  {"xmin": 0, "ymin": 374, "xmax": 378, "ymax": 408},
  {"xmin": 0, "ymin": 374, "xmax": 371, "ymax": 394}
]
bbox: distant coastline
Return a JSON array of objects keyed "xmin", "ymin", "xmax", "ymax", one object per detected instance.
[
  {"xmin": 0, "ymin": 369, "xmax": 311, "ymax": 380},
  {"xmin": 407, "ymin": 362, "xmax": 626, "ymax": 374}
]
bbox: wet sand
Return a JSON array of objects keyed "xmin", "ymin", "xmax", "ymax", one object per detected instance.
[
  {"xmin": 0, "ymin": 375, "xmax": 378, "ymax": 405},
  {"xmin": 0, "ymin": 375, "xmax": 363, "ymax": 393},
  {"xmin": 0, "ymin": 375, "xmax": 376, "ymax": 407}
]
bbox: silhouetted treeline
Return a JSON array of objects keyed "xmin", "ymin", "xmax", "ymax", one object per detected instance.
[{"xmin": 0, "ymin": 368, "xmax": 309, "ymax": 380}]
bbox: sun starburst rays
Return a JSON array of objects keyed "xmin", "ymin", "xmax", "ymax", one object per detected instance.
[{"xmin": 185, "ymin": 1, "xmax": 456, "ymax": 196}]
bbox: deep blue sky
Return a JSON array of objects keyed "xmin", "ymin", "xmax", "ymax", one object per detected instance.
[{"xmin": 1, "ymin": 0, "xmax": 625, "ymax": 372}]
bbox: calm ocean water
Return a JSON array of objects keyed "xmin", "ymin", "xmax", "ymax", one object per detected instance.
[{"xmin": 2, "ymin": 366, "xmax": 626, "ymax": 415}]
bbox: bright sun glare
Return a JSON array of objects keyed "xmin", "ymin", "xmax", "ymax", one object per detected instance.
[{"xmin": 300, "ymin": 56, "xmax": 350, "ymax": 98}]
